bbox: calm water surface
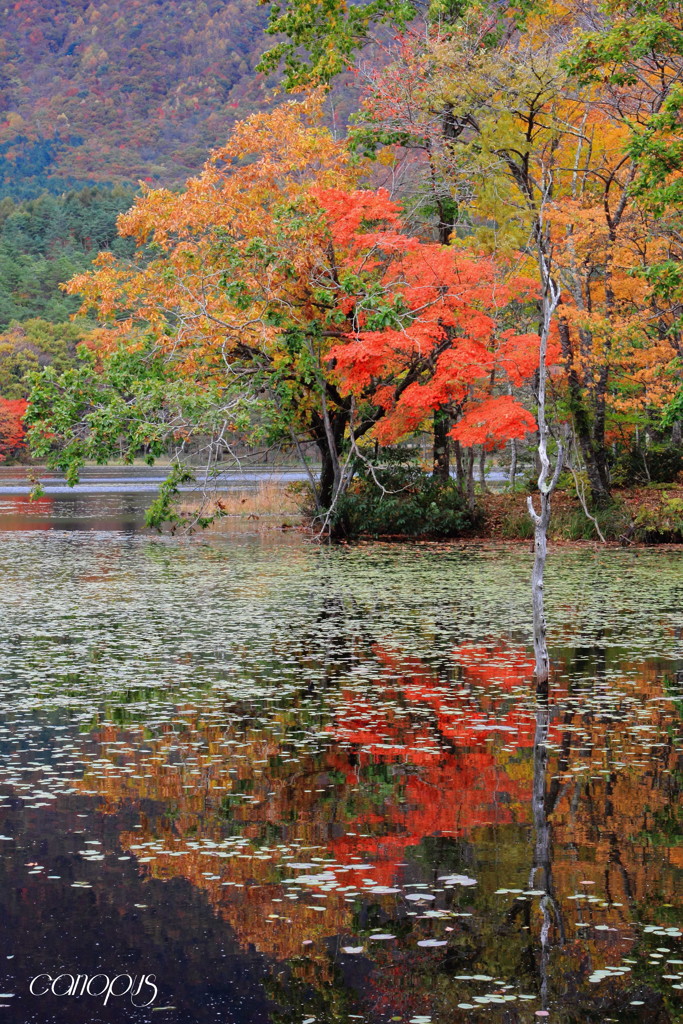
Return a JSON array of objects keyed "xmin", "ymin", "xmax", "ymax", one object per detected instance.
[
  {"xmin": 0, "ymin": 489, "xmax": 682, "ymax": 1024},
  {"xmin": 0, "ymin": 465, "xmax": 309, "ymax": 532}
]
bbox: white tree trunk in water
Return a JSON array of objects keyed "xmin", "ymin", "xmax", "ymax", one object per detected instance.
[{"xmin": 527, "ymin": 244, "xmax": 563, "ymax": 691}]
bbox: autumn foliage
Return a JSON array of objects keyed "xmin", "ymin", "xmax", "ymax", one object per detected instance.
[
  {"xmin": 0, "ymin": 0, "xmax": 274, "ymax": 194},
  {"xmin": 319, "ymin": 186, "xmax": 542, "ymax": 447},
  {"xmin": 54, "ymin": 99, "xmax": 544, "ymax": 510},
  {"xmin": 19, "ymin": 0, "xmax": 683, "ymax": 519},
  {"xmin": 0, "ymin": 398, "xmax": 27, "ymax": 461},
  {"xmin": 349, "ymin": 0, "xmax": 683, "ymax": 501}
]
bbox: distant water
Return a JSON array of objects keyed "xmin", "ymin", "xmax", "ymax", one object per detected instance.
[{"xmin": 0, "ymin": 465, "xmax": 309, "ymax": 531}]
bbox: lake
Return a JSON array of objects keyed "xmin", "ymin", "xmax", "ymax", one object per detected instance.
[{"xmin": 0, "ymin": 475, "xmax": 681, "ymax": 1023}]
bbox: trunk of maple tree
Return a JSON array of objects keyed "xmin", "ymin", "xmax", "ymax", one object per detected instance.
[
  {"xmin": 453, "ymin": 439, "xmax": 465, "ymax": 494},
  {"xmin": 318, "ymin": 446, "xmax": 336, "ymax": 509},
  {"xmin": 432, "ymin": 408, "xmax": 450, "ymax": 482},
  {"xmin": 509, "ymin": 439, "xmax": 517, "ymax": 489},
  {"xmin": 478, "ymin": 446, "xmax": 489, "ymax": 494},
  {"xmin": 465, "ymin": 448, "xmax": 476, "ymax": 511},
  {"xmin": 592, "ymin": 380, "xmax": 612, "ymax": 501},
  {"xmin": 314, "ymin": 408, "xmax": 348, "ymax": 509},
  {"xmin": 557, "ymin": 317, "xmax": 611, "ymax": 506},
  {"xmin": 573, "ymin": 415, "xmax": 610, "ymax": 505}
]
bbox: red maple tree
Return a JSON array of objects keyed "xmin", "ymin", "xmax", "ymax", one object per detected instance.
[
  {"xmin": 318, "ymin": 187, "xmax": 547, "ymax": 449},
  {"xmin": 0, "ymin": 398, "xmax": 28, "ymax": 461}
]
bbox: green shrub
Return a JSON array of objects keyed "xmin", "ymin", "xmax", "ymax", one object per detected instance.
[
  {"xmin": 555, "ymin": 499, "xmax": 632, "ymax": 541},
  {"xmin": 330, "ymin": 448, "xmax": 480, "ymax": 539},
  {"xmin": 611, "ymin": 442, "xmax": 683, "ymax": 487},
  {"xmin": 633, "ymin": 496, "xmax": 683, "ymax": 543},
  {"xmin": 500, "ymin": 511, "xmax": 535, "ymax": 540}
]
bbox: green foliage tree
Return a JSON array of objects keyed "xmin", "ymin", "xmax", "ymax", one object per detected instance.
[
  {"xmin": 0, "ymin": 319, "xmax": 89, "ymax": 400},
  {"xmin": 0, "ymin": 185, "xmax": 137, "ymax": 327},
  {"xmin": 25, "ymin": 342, "xmax": 266, "ymax": 529}
]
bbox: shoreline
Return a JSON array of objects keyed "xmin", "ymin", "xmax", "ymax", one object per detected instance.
[{"xmin": 183, "ymin": 483, "xmax": 683, "ymax": 546}]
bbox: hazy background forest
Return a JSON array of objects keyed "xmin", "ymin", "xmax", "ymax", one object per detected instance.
[
  {"xmin": 0, "ymin": 0, "xmax": 358, "ymax": 497},
  {"xmin": 0, "ymin": 0, "xmax": 281, "ymax": 403}
]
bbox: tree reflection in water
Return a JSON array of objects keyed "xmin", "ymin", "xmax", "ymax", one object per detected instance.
[
  {"xmin": 530, "ymin": 695, "xmax": 563, "ymax": 1014},
  {"xmin": 38, "ymin": 639, "xmax": 678, "ymax": 1023},
  {"xmin": 0, "ymin": 538, "xmax": 682, "ymax": 1022}
]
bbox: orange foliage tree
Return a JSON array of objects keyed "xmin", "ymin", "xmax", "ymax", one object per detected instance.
[
  {"xmin": 321, "ymin": 184, "xmax": 541, "ymax": 451},
  {"xmin": 33, "ymin": 97, "xmax": 543, "ymax": 517}
]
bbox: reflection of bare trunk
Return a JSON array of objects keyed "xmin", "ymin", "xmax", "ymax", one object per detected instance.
[
  {"xmin": 530, "ymin": 496, "xmax": 552, "ymax": 689},
  {"xmin": 531, "ymin": 701, "xmax": 551, "ymax": 893},
  {"xmin": 530, "ymin": 696, "xmax": 564, "ymax": 1011}
]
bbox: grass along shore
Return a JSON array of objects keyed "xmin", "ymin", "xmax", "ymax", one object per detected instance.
[{"xmin": 180, "ymin": 478, "xmax": 683, "ymax": 544}]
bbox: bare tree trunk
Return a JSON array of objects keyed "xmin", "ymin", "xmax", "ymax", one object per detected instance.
[
  {"xmin": 527, "ymin": 245, "xmax": 563, "ymax": 693},
  {"xmin": 530, "ymin": 492, "xmax": 552, "ymax": 690}
]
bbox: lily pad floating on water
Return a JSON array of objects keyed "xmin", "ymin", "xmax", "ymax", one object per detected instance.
[
  {"xmin": 342, "ymin": 947, "xmax": 364, "ymax": 954},
  {"xmin": 438, "ymin": 874, "xmax": 477, "ymax": 886},
  {"xmin": 369, "ymin": 934, "xmax": 396, "ymax": 941},
  {"xmin": 416, "ymin": 939, "xmax": 448, "ymax": 947}
]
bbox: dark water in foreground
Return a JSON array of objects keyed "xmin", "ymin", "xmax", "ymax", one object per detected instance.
[{"xmin": 0, "ymin": 488, "xmax": 682, "ymax": 1024}]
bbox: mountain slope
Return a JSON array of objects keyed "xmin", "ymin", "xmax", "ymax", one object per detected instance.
[{"xmin": 0, "ymin": 0, "xmax": 276, "ymax": 196}]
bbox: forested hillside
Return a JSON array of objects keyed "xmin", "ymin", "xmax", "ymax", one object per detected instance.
[
  {"xmin": 0, "ymin": 185, "xmax": 136, "ymax": 325},
  {"xmin": 0, "ymin": 184, "xmax": 136, "ymax": 419},
  {"xmin": 0, "ymin": 0, "xmax": 359, "ymax": 427},
  {"xmin": 0, "ymin": 0, "xmax": 275, "ymax": 197}
]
